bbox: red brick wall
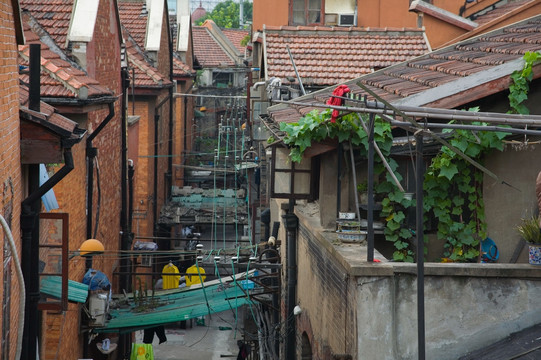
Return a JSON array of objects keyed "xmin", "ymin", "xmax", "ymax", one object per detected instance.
[
  {"xmin": 132, "ymin": 100, "xmax": 153, "ymax": 238},
  {"xmin": 0, "ymin": 1, "xmax": 22, "ymax": 359},
  {"xmin": 39, "ymin": 0, "xmax": 123, "ymax": 358}
]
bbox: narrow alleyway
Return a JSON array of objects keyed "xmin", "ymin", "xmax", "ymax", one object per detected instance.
[{"xmin": 135, "ymin": 309, "xmax": 244, "ymax": 359}]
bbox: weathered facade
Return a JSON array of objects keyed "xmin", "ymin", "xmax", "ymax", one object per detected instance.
[{"xmin": 258, "ymin": 2, "xmax": 541, "ymax": 358}]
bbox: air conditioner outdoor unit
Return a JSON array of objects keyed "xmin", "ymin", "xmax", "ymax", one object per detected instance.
[{"xmin": 338, "ymin": 14, "xmax": 356, "ymax": 26}]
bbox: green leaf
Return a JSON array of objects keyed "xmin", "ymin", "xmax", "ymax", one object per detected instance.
[{"xmin": 438, "ymin": 163, "xmax": 459, "ymax": 180}]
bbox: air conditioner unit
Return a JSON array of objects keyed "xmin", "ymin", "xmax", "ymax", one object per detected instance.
[{"xmin": 338, "ymin": 14, "xmax": 356, "ymax": 26}]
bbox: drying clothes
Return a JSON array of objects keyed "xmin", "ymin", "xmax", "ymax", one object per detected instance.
[
  {"xmin": 161, "ymin": 262, "xmax": 180, "ymax": 290},
  {"xmin": 131, "ymin": 343, "xmax": 154, "ymax": 360},
  {"xmin": 326, "ymin": 84, "xmax": 351, "ymax": 123},
  {"xmin": 143, "ymin": 326, "xmax": 167, "ymax": 344},
  {"xmin": 185, "ymin": 264, "xmax": 206, "ymax": 287}
]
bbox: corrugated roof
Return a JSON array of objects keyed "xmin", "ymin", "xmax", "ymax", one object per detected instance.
[
  {"xmin": 263, "ymin": 26, "xmax": 430, "ymax": 86},
  {"xmin": 94, "ymin": 278, "xmax": 253, "ymax": 333},
  {"xmin": 193, "ymin": 26, "xmax": 236, "ymax": 68},
  {"xmin": 40, "ymin": 276, "xmax": 89, "ymax": 304},
  {"xmin": 267, "ymin": 15, "xmax": 541, "ymax": 124},
  {"xmin": 459, "ymin": 323, "xmax": 541, "ymax": 359}
]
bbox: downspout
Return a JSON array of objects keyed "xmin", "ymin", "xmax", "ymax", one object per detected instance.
[
  {"xmin": 21, "ymin": 148, "xmax": 75, "ymax": 360},
  {"xmin": 283, "ymin": 201, "xmax": 298, "ymax": 360},
  {"xmin": 120, "ymin": 67, "xmax": 131, "ymax": 292},
  {"xmin": 152, "ymin": 95, "xmax": 170, "ymax": 238},
  {"xmin": 153, "ymin": 112, "xmax": 159, "ymax": 237},
  {"xmin": 86, "ymin": 102, "xmax": 115, "ymax": 241},
  {"xmin": 168, "ymin": 32, "xmax": 174, "ymax": 199}
]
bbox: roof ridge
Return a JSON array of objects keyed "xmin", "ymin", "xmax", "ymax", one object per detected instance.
[{"xmin": 264, "ymin": 24, "xmax": 426, "ymax": 33}]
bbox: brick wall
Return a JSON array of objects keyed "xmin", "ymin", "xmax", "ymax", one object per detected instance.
[
  {"xmin": 39, "ymin": 0, "xmax": 123, "ymax": 358},
  {"xmin": 0, "ymin": 0, "xmax": 22, "ymax": 358},
  {"xmin": 295, "ymin": 223, "xmax": 357, "ymax": 359},
  {"xmin": 133, "ymin": 100, "xmax": 153, "ymax": 238}
]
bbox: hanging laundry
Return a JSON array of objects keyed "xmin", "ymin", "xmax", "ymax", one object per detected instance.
[
  {"xmin": 161, "ymin": 262, "xmax": 180, "ymax": 290},
  {"xmin": 326, "ymin": 84, "xmax": 351, "ymax": 123},
  {"xmin": 185, "ymin": 264, "xmax": 206, "ymax": 287},
  {"xmin": 131, "ymin": 343, "xmax": 154, "ymax": 360}
]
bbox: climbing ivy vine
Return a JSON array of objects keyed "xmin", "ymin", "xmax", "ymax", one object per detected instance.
[
  {"xmin": 278, "ymin": 108, "xmax": 507, "ymax": 262},
  {"xmin": 423, "ymin": 117, "xmax": 507, "ymax": 262},
  {"xmin": 509, "ymin": 51, "xmax": 541, "ymax": 114}
]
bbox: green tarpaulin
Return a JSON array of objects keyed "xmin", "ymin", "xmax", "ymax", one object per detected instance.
[{"xmin": 93, "ymin": 280, "xmax": 253, "ymax": 334}]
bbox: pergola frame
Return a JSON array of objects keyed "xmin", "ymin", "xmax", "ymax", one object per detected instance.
[{"xmin": 267, "ymin": 93, "xmax": 541, "ymax": 359}]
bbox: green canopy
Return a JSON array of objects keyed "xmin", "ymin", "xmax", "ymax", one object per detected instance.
[{"xmin": 93, "ymin": 280, "xmax": 253, "ymax": 334}]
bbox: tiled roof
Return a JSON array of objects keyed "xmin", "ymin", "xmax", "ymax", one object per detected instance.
[
  {"xmin": 172, "ymin": 56, "xmax": 192, "ymax": 77},
  {"xmin": 267, "ymin": 16, "xmax": 541, "ymax": 123},
  {"xmin": 263, "ymin": 26, "xmax": 430, "ymax": 86},
  {"xmin": 193, "ymin": 26, "xmax": 235, "ymax": 67},
  {"xmin": 20, "ymin": 0, "xmax": 74, "ymax": 50},
  {"xmin": 222, "ymin": 28, "xmax": 249, "ymax": 54},
  {"xmin": 19, "ymin": 20, "xmax": 113, "ymax": 100},
  {"xmin": 471, "ymin": 0, "xmax": 534, "ymax": 25},
  {"xmin": 124, "ymin": 30, "xmax": 172, "ymax": 88},
  {"xmin": 118, "ymin": 1, "xmax": 147, "ymax": 48},
  {"xmin": 19, "ymin": 86, "xmax": 83, "ymax": 140}
]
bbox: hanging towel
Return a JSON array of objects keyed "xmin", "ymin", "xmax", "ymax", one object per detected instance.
[
  {"xmin": 161, "ymin": 263, "xmax": 180, "ymax": 290},
  {"xmin": 131, "ymin": 343, "xmax": 154, "ymax": 360}
]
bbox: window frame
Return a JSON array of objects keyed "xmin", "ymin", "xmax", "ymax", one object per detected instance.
[{"xmin": 289, "ymin": 0, "xmax": 325, "ymax": 26}]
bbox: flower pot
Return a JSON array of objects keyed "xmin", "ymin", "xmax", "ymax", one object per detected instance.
[{"xmin": 528, "ymin": 244, "xmax": 541, "ymax": 265}]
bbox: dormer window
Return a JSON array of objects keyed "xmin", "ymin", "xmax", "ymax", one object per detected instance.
[{"xmin": 290, "ymin": 0, "xmax": 323, "ymax": 26}]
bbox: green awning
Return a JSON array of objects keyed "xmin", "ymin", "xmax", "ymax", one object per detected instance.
[
  {"xmin": 40, "ymin": 276, "xmax": 89, "ymax": 303},
  {"xmin": 93, "ymin": 279, "xmax": 253, "ymax": 334}
]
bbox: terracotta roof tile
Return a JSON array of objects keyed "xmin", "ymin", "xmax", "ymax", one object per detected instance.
[
  {"xmin": 124, "ymin": 32, "xmax": 172, "ymax": 89},
  {"xmin": 263, "ymin": 27, "xmax": 429, "ymax": 86},
  {"xmin": 20, "ymin": 0, "xmax": 74, "ymax": 49},
  {"xmin": 192, "ymin": 26, "xmax": 235, "ymax": 67},
  {"xmin": 221, "ymin": 28, "xmax": 249, "ymax": 54},
  {"xmin": 19, "ymin": 86, "xmax": 81, "ymax": 138},
  {"xmin": 19, "ymin": 20, "xmax": 113, "ymax": 100},
  {"xmin": 472, "ymin": 0, "xmax": 534, "ymax": 25},
  {"xmin": 268, "ymin": 16, "xmax": 541, "ymax": 124},
  {"xmin": 118, "ymin": 1, "xmax": 148, "ymax": 49}
]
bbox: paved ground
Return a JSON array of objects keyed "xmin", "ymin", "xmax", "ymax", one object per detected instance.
[{"xmin": 134, "ymin": 310, "xmax": 244, "ymax": 360}]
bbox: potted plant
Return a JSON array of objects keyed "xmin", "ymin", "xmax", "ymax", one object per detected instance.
[
  {"xmin": 357, "ymin": 181, "xmax": 369, "ymax": 204},
  {"xmin": 516, "ymin": 215, "xmax": 541, "ymax": 264}
]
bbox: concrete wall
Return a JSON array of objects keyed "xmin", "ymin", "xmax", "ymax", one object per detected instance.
[
  {"xmin": 286, "ymin": 204, "xmax": 541, "ymax": 360},
  {"xmin": 357, "ymin": 265, "xmax": 541, "ymax": 360},
  {"xmin": 484, "ymin": 143, "xmax": 541, "ymax": 263}
]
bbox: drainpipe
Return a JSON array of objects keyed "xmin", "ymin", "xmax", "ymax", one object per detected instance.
[
  {"xmin": 167, "ymin": 36, "xmax": 174, "ymax": 199},
  {"xmin": 21, "ymin": 148, "xmax": 75, "ymax": 360},
  {"xmin": 120, "ymin": 67, "xmax": 131, "ymax": 292},
  {"xmin": 283, "ymin": 202, "xmax": 298, "ymax": 360},
  {"xmin": 153, "ymin": 112, "xmax": 159, "ymax": 237},
  {"xmin": 86, "ymin": 102, "xmax": 115, "ymax": 242}
]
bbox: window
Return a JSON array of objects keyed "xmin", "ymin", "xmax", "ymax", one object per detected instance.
[{"xmin": 291, "ymin": 0, "xmax": 323, "ymax": 25}]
